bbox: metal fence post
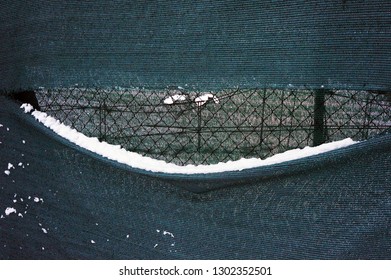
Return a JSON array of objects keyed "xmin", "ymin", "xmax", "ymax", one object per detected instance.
[
  {"xmin": 197, "ymin": 105, "xmax": 202, "ymax": 152},
  {"xmin": 313, "ymin": 89, "xmax": 328, "ymax": 146}
]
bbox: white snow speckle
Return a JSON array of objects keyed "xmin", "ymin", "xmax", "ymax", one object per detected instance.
[
  {"xmin": 4, "ymin": 170, "xmax": 10, "ymax": 175},
  {"xmin": 7, "ymin": 163, "xmax": 14, "ymax": 170},
  {"xmin": 91, "ymin": 240, "xmax": 95, "ymax": 244},
  {"xmin": 20, "ymin": 103, "xmax": 34, "ymax": 113},
  {"xmin": 163, "ymin": 231, "xmax": 175, "ymax": 238},
  {"xmin": 0, "ymin": 124, "xmax": 3, "ymax": 127},
  {"xmin": 154, "ymin": 244, "xmax": 158, "ymax": 248},
  {"xmin": 126, "ymin": 234, "xmax": 130, "ymax": 238},
  {"xmin": 18, "ymin": 213, "xmax": 23, "ymax": 218},
  {"xmin": 22, "ymin": 140, "xmax": 26, "ymax": 144},
  {"xmin": 163, "ymin": 94, "xmax": 187, "ymax": 105},
  {"xmin": 195, "ymin": 93, "xmax": 219, "ymax": 106},
  {"xmin": 18, "ymin": 162, "xmax": 23, "ymax": 167},
  {"xmin": 5, "ymin": 207, "xmax": 17, "ymax": 216},
  {"xmin": 41, "ymin": 228, "xmax": 48, "ymax": 234}
]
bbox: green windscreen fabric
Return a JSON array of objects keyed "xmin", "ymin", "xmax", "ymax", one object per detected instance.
[
  {"xmin": 1, "ymin": 0, "xmax": 390, "ymax": 91},
  {"xmin": 1, "ymin": 97, "xmax": 391, "ymax": 259},
  {"xmin": 1, "ymin": 1, "xmax": 391, "ymax": 260}
]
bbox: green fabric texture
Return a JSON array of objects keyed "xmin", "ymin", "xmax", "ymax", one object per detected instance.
[
  {"xmin": 1, "ymin": 0, "xmax": 390, "ymax": 91},
  {"xmin": 1, "ymin": 96, "xmax": 390, "ymax": 259}
]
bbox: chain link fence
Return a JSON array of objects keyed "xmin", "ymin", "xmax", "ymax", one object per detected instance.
[{"xmin": 34, "ymin": 87, "xmax": 391, "ymax": 165}]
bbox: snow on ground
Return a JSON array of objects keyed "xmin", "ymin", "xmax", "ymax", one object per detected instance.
[
  {"xmin": 21, "ymin": 103, "xmax": 358, "ymax": 174},
  {"xmin": 194, "ymin": 93, "xmax": 219, "ymax": 106},
  {"xmin": 163, "ymin": 94, "xmax": 187, "ymax": 105},
  {"xmin": 163, "ymin": 92, "xmax": 219, "ymax": 106}
]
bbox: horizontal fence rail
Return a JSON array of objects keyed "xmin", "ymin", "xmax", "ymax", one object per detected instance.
[{"xmin": 35, "ymin": 87, "xmax": 391, "ymax": 165}]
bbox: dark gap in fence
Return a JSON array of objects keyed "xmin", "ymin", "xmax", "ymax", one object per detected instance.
[{"xmin": 34, "ymin": 87, "xmax": 391, "ymax": 166}]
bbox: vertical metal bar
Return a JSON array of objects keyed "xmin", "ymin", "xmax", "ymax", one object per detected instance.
[
  {"xmin": 313, "ymin": 89, "xmax": 328, "ymax": 146},
  {"xmin": 197, "ymin": 105, "xmax": 202, "ymax": 152},
  {"xmin": 99, "ymin": 99, "xmax": 103, "ymax": 141},
  {"xmin": 103, "ymin": 99, "xmax": 107, "ymax": 142},
  {"xmin": 363, "ymin": 94, "xmax": 373, "ymax": 139},
  {"xmin": 278, "ymin": 89, "xmax": 285, "ymax": 150},
  {"xmin": 259, "ymin": 89, "xmax": 266, "ymax": 152},
  {"xmin": 287, "ymin": 89, "xmax": 295, "ymax": 149}
]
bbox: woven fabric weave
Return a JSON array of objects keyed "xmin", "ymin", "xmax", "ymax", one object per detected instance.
[
  {"xmin": 0, "ymin": 1, "xmax": 390, "ymax": 91},
  {"xmin": 1, "ymin": 97, "xmax": 390, "ymax": 259}
]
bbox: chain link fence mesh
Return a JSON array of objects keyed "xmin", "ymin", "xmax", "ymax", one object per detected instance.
[{"xmin": 34, "ymin": 87, "xmax": 391, "ymax": 165}]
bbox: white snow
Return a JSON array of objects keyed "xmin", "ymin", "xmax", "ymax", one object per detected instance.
[
  {"xmin": 41, "ymin": 228, "xmax": 47, "ymax": 234},
  {"xmin": 163, "ymin": 94, "xmax": 187, "ymax": 105},
  {"xmin": 4, "ymin": 163, "xmax": 16, "ymax": 175},
  {"xmin": 91, "ymin": 240, "xmax": 95, "ymax": 244},
  {"xmin": 5, "ymin": 207, "xmax": 16, "ymax": 216},
  {"xmin": 33, "ymin": 197, "xmax": 43, "ymax": 203},
  {"xmin": 163, "ymin": 231, "xmax": 175, "ymax": 238},
  {"xmin": 20, "ymin": 103, "xmax": 34, "ymax": 113},
  {"xmin": 194, "ymin": 93, "xmax": 219, "ymax": 106},
  {"xmin": 22, "ymin": 103, "xmax": 358, "ymax": 174}
]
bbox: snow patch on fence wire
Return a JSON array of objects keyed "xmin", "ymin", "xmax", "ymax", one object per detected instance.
[{"xmin": 21, "ymin": 103, "xmax": 358, "ymax": 174}]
